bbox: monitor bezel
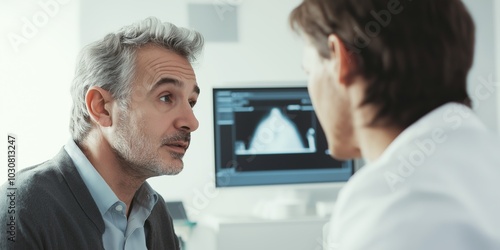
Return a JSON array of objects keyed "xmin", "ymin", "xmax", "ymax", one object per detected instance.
[{"xmin": 212, "ymin": 84, "xmax": 355, "ymax": 188}]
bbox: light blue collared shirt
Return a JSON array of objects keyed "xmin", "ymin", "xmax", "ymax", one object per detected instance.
[{"xmin": 64, "ymin": 140, "xmax": 158, "ymax": 250}]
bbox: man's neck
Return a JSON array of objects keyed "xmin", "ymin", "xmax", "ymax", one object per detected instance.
[
  {"xmin": 348, "ymin": 81, "xmax": 403, "ymax": 163},
  {"xmin": 356, "ymin": 125, "xmax": 403, "ymax": 163},
  {"xmin": 79, "ymin": 133, "xmax": 145, "ymax": 216}
]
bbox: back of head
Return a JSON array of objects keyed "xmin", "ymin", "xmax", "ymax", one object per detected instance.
[
  {"xmin": 290, "ymin": 0, "xmax": 475, "ymax": 128},
  {"xmin": 69, "ymin": 17, "xmax": 204, "ymax": 143}
]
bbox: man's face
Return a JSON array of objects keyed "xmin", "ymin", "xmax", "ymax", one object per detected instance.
[
  {"xmin": 302, "ymin": 40, "xmax": 356, "ymax": 160},
  {"xmin": 110, "ymin": 45, "xmax": 199, "ymax": 177}
]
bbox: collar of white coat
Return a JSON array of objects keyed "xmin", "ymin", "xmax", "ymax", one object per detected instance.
[{"xmin": 369, "ymin": 102, "xmax": 486, "ymax": 165}]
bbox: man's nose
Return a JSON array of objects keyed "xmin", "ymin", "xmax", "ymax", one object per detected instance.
[{"xmin": 174, "ymin": 102, "xmax": 199, "ymax": 132}]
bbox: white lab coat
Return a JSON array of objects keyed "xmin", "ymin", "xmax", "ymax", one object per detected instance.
[{"xmin": 326, "ymin": 103, "xmax": 500, "ymax": 250}]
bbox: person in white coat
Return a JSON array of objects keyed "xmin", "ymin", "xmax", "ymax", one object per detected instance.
[{"xmin": 289, "ymin": 0, "xmax": 500, "ymax": 249}]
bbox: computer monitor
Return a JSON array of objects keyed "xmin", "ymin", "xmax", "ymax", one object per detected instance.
[{"xmin": 213, "ymin": 86, "xmax": 354, "ymax": 187}]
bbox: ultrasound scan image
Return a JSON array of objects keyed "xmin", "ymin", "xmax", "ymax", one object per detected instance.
[{"xmin": 235, "ymin": 107, "xmax": 317, "ymax": 155}]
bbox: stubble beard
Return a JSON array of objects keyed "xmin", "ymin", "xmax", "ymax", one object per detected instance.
[{"xmin": 111, "ymin": 110, "xmax": 185, "ymax": 179}]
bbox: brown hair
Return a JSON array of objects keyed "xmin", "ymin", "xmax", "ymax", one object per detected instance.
[{"xmin": 290, "ymin": 0, "xmax": 475, "ymax": 128}]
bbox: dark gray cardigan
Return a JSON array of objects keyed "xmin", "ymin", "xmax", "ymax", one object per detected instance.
[{"xmin": 0, "ymin": 148, "xmax": 180, "ymax": 250}]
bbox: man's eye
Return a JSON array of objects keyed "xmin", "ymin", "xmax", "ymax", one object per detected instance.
[
  {"xmin": 189, "ymin": 100, "xmax": 197, "ymax": 108},
  {"xmin": 160, "ymin": 95, "xmax": 172, "ymax": 103}
]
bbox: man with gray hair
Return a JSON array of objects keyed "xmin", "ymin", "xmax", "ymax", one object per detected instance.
[{"xmin": 0, "ymin": 17, "xmax": 203, "ymax": 249}]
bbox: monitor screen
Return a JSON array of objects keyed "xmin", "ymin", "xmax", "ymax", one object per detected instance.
[{"xmin": 213, "ymin": 86, "xmax": 354, "ymax": 187}]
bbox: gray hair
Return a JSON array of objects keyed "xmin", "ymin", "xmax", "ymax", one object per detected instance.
[{"xmin": 69, "ymin": 17, "xmax": 204, "ymax": 143}]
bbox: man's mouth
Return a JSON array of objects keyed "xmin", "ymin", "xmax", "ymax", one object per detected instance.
[
  {"xmin": 163, "ymin": 141, "xmax": 189, "ymax": 154},
  {"xmin": 162, "ymin": 132, "xmax": 191, "ymax": 155}
]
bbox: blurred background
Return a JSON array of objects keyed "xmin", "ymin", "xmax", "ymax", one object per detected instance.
[{"xmin": 1, "ymin": 0, "xmax": 499, "ymax": 249}]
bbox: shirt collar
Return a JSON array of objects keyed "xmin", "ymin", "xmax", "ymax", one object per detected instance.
[{"xmin": 64, "ymin": 139, "xmax": 119, "ymax": 215}]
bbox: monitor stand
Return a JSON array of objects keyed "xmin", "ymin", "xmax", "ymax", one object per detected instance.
[
  {"xmin": 250, "ymin": 189, "xmax": 310, "ymax": 220},
  {"xmin": 250, "ymin": 183, "xmax": 344, "ymax": 220}
]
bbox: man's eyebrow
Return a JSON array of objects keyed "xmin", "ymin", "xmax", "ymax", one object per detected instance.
[
  {"xmin": 151, "ymin": 77, "xmax": 200, "ymax": 95},
  {"xmin": 193, "ymin": 85, "xmax": 200, "ymax": 95},
  {"xmin": 151, "ymin": 77, "xmax": 182, "ymax": 92}
]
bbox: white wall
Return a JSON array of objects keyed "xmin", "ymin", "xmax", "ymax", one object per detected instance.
[
  {"xmin": 0, "ymin": 0, "xmax": 79, "ymax": 182},
  {"xmin": 496, "ymin": 0, "xmax": 500, "ymax": 131},
  {"xmin": 1, "ymin": 0, "xmax": 499, "ymax": 220},
  {"xmin": 463, "ymin": 0, "xmax": 498, "ymax": 131}
]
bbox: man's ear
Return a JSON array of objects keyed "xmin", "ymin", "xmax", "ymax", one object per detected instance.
[
  {"xmin": 327, "ymin": 34, "xmax": 354, "ymax": 85},
  {"xmin": 85, "ymin": 86, "xmax": 114, "ymax": 127}
]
